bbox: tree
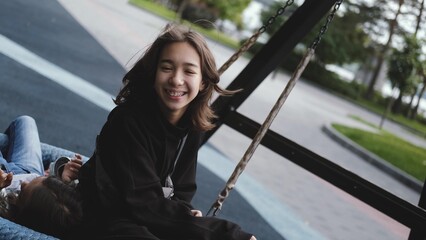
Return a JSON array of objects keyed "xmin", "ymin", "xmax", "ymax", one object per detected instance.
[
  {"xmin": 205, "ymin": 0, "xmax": 251, "ymax": 28},
  {"xmin": 173, "ymin": 0, "xmax": 251, "ymax": 29},
  {"xmin": 404, "ymin": 74, "xmax": 421, "ymax": 116},
  {"xmin": 410, "ymin": 60, "xmax": 426, "ymax": 119},
  {"xmin": 364, "ymin": 0, "xmax": 406, "ymax": 100},
  {"xmin": 387, "ymin": 35, "xmax": 421, "ymax": 114},
  {"xmin": 309, "ymin": 9, "xmax": 370, "ymax": 65},
  {"xmin": 259, "ymin": 1, "xmax": 370, "ymax": 65},
  {"xmin": 260, "ymin": 1, "xmax": 298, "ymax": 38},
  {"xmin": 174, "ymin": 0, "xmax": 190, "ymax": 22},
  {"xmin": 404, "ymin": 0, "xmax": 425, "ymax": 117},
  {"xmin": 412, "ymin": 0, "xmax": 425, "ymax": 36}
]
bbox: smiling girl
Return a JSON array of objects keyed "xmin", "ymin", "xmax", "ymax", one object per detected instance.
[{"xmin": 77, "ymin": 23, "xmax": 256, "ymax": 240}]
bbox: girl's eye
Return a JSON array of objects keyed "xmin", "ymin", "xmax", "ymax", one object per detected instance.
[
  {"xmin": 160, "ymin": 65, "xmax": 172, "ymax": 71},
  {"xmin": 185, "ymin": 69, "xmax": 197, "ymax": 75}
]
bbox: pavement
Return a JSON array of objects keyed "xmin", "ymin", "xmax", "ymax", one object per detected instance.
[{"xmin": 1, "ymin": 0, "xmax": 425, "ymax": 239}]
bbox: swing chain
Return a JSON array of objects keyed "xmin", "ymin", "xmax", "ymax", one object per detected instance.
[
  {"xmin": 310, "ymin": 0, "xmax": 343, "ymax": 50},
  {"xmin": 208, "ymin": 0, "xmax": 344, "ymax": 218},
  {"xmin": 259, "ymin": 0, "xmax": 294, "ymax": 34},
  {"xmin": 218, "ymin": 0, "xmax": 294, "ymax": 75}
]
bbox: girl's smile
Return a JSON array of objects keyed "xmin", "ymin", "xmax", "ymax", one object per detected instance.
[
  {"xmin": 166, "ymin": 89, "xmax": 186, "ymax": 97},
  {"xmin": 155, "ymin": 42, "xmax": 203, "ymax": 125}
]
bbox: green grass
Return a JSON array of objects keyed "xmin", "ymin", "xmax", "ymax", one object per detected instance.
[
  {"xmin": 348, "ymin": 114, "xmax": 379, "ymax": 129},
  {"xmin": 128, "ymin": 0, "xmax": 239, "ymax": 49},
  {"xmin": 129, "ymin": 0, "xmax": 177, "ymax": 20},
  {"xmin": 332, "ymin": 123, "xmax": 426, "ymax": 182},
  {"xmin": 352, "ymin": 98, "xmax": 426, "ymax": 137}
]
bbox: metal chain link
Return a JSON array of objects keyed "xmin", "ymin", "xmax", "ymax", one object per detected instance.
[
  {"xmin": 310, "ymin": 0, "xmax": 343, "ymax": 50},
  {"xmin": 218, "ymin": 0, "xmax": 295, "ymax": 75}
]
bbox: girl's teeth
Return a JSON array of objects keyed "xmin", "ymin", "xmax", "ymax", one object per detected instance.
[{"xmin": 168, "ymin": 90, "xmax": 184, "ymax": 97}]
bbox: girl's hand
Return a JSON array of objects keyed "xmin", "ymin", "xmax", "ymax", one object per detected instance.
[
  {"xmin": 0, "ymin": 169, "xmax": 13, "ymax": 189},
  {"xmin": 61, "ymin": 154, "xmax": 83, "ymax": 183},
  {"xmin": 191, "ymin": 209, "xmax": 203, "ymax": 217}
]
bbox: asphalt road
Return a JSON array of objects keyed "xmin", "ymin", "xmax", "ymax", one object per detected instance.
[
  {"xmin": 1, "ymin": 0, "xmax": 423, "ymax": 240},
  {"xmin": 0, "ymin": 0, "xmax": 124, "ymax": 155}
]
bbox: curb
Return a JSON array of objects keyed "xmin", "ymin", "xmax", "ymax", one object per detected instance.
[{"xmin": 322, "ymin": 124, "xmax": 423, "ymax": 193}]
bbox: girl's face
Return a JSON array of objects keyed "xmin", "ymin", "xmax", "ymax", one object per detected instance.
[{"xmin": 155, "ymin": 42, "xmax": 203, "ymax": 125}]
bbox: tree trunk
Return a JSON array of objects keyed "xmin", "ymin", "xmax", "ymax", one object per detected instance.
[
  {"xmin": 414, "ymin": 0, "xmax": 425, "ymax": 36},
  {"xmin": 407, "ymin": 0, "xmax": 425, "ymax": 117},
  {"xmin": 405, "ymin": 89, "xmax": 417, "ymax": 117},
  {"xmin": 365, "ymin": 0, "xmax": 404, "ymax": 100},
  {"xmin": 391, "ymin": 90, "xmax": 404, "ymax": 114},
  {"xmin": 365, "ymin": 53, "xmax": 385, "ymax": 99},
  {"xmin": 379, "ymin": 88, "xmax": 397, "ymax": 129},
  {"xmin": 176, "ymin": 0, "xmax": 189, "ymax": 22},
  {"xmin": 410, "ymin": 79, "xmax": 426, "ymax": 119}
]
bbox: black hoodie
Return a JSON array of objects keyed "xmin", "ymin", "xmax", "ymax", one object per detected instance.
[{"xmin": 77, "ymin": 100, "xmax": 252, "ymax": 240}]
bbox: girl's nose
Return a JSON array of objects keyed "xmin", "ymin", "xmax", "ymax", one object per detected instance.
[{"xmin": 169, "ymin": 71, "xmax": 184, "ymax": 86}]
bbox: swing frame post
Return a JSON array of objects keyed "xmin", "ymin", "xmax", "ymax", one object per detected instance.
[{"xmin": 202, "ymin": 0, "xmax": 426, "ymax": 238}]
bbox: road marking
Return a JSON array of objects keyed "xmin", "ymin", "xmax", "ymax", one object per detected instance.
[
  {"xmin": 0, "ymin": 33, "xmax": 326, "ymax": 240},
  {"xmin": 0, "ymin": 34, "xmax": 115, "ymax": 111}
]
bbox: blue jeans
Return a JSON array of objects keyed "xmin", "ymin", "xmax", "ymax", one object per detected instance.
[{"xmin": 0, "ymin": 116, "xmax": 44, "ymax": 175}]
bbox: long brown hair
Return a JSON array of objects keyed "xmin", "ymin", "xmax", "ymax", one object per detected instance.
[{"xmin": 115, "ymin": 23, "xmax": 234, "ymax": 131}]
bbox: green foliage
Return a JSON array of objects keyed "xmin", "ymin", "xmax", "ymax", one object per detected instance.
[
  {"xmin": 388, "ymin": 36, "xmax": 421, "ymax": 91},
  {"xmin": 280, "ymin": 51, "xmax": 362, "ymax": 99},
  {"xmin": 129, "ymin": 0, "xmax": 177, "ymax": 20},
  {"xmin": 304, "ymin": 9, "xmax": 370, "ymax": 65},
  {"xmin": 205, "ymin": 0, "xmax": 251, "ymax": 23},
  {"xmin": 260, "ymin": 1, "xmax": 371, "ymax": 65},
  {"xmin": 259, "ymin": 1, "xmax": 299, "ymax": 37},
  {"xmin": 321, "ymin": 14, "xmax": 369, "ymax": 64},
  {"xmin": 130, "ymin": 0, "xmax": 239, "ymax": 49},
  {"xmin": 388, "ymin": 35, "xmax": 422, "ymax": 113},
  {"xmin": 332, "ymin": 124, "xmax": 426, "ymax": 182},
  {"xmin": 242, "ymin": 40, "xmax": 375, "ymax": 100},
  {"xmin": 344, "ymin": 0, "xmax": 385, "ymax": 38},
  {"xmin": 181, "ymin": 3, "xmax": 218, "ymax": 27},
  {"xmin": 348, "ymin": 115, "xmax": 379, "ymax": 128}
]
